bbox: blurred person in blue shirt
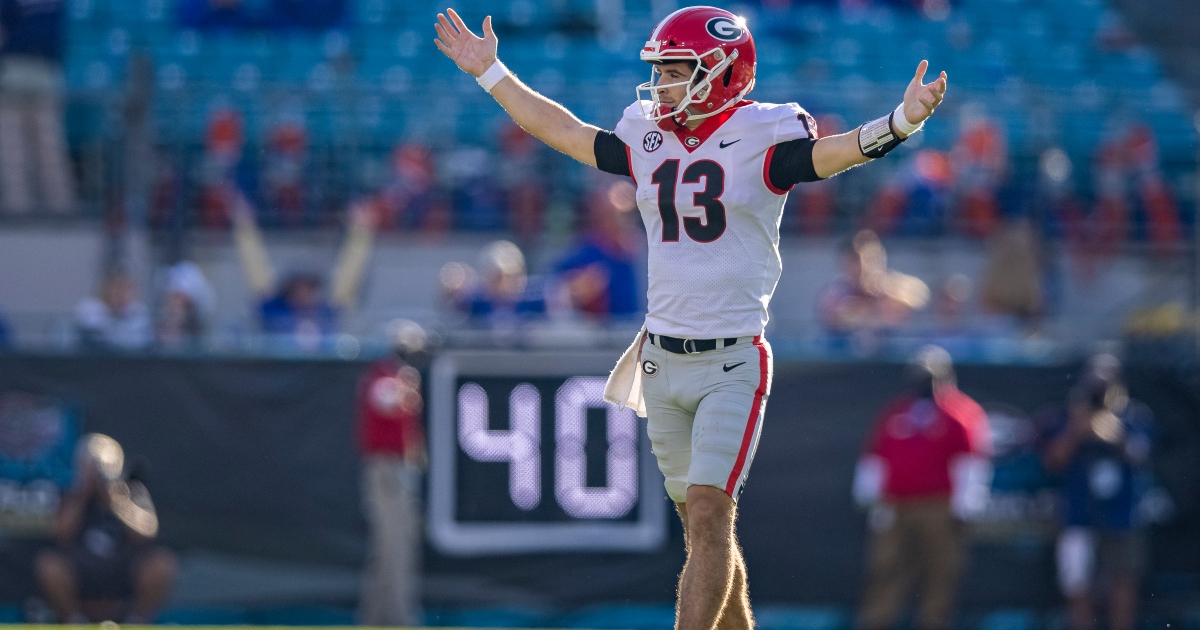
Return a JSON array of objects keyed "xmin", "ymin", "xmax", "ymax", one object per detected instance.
[
  {"xmin": 1041, "ymin": 355, "xmax": 1152, "ymax": 630},
  {"xmin": 465, "ymin": 240, "xmax": 546, "ymax": 321},
  {"xmin": 229, "ymin": 193, "xmax": 375, "ymax": 348},
  {"xmin": 440, "ymin": 240, "xmax": 547, "ymax": 328},
  {"xmin": 555, "ymin": 182, "xmax": 641, "ymax": 322},
  {"xmin": 0, "ymin": 0, "xmax": 75, "ymax": 215},
  {"xmin": 866, "ymin": 149, "xmax": 955, "ymax": 237}
]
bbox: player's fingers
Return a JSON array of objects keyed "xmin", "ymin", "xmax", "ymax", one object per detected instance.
[
  {"xmin": 483, "ymin": 15, "xmax": 496, "ymax": 40},
  {"xmin": 913, "ymin": 59, "xmax": 929, "ymax": 85},
  {"xmin": 434, "ymin": 23, "xmax": 455, "ymax": 47},
  {"xmin": 436, "ymin": 14, "xmax": 457, "ymax": 39},
  {"xmin": 433, "ymin": 37, "xmax": 453, "ymax": 57},
  {"xmin": 447, "ymin": 7, "xmax": 475, "ymax": 37}
]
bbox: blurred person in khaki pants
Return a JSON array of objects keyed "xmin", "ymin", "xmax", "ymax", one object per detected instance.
[
  {"xmin": 853, "ymin": 346, "xmax": 993, "ymax": 630},
  {"xmin": 0, "ymin": 0, "xmax": 75, "ymax": 214},
  {"xmin": 356, "ymin": 320, "xmax": 428, "ymax": 626}
]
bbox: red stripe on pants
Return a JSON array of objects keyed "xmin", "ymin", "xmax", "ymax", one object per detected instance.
[{"xmin": 725, "ymin": 336, "xmax": 768, "ymax": 496}]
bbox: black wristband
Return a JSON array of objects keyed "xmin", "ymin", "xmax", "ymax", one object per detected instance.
[{"xmin": 859, "ymin": 112, "xmax": 904, "ymax": 159}]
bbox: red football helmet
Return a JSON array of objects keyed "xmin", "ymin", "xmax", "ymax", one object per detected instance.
[{"xmin": 637, "ymin": 6, "xmax": 757, "ymax": 131}]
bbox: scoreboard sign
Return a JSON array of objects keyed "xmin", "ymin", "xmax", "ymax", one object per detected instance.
[{"xmin": 427, "ymin": 350, "xmax": 668, "ymax": 555}]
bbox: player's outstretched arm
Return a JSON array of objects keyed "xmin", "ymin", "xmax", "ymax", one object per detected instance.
[
  {"xmin": 434, "ymin": 9, "xmax": 602, "ymax": 167},
  {"xmin": 811, "ymin": 60, "xmax": 947, "ymax": 179}
]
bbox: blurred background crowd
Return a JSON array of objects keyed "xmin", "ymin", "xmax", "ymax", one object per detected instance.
[
  {"xmin": 0, "ymin": 0, "xmax": 1198, "ymax": 627},
  {"xmin": 0, "ymin": 0, "xmax": 1193, "ymax": 356}
]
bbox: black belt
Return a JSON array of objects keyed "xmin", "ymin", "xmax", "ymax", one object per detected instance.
[{"xmin": 648, "ymin": 333, "xmax": 740, "ymax": 355}]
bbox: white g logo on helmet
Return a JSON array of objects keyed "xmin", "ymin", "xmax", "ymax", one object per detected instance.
[{"xmin": 705, "ymin": 16, "xmax": 743, "ymax": 42}]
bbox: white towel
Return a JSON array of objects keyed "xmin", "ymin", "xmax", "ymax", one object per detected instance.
[{"xmin": 603, "ymin": 324, "xmax": 648, "ymax": 418}]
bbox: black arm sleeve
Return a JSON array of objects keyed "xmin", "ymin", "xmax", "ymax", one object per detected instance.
[
  {"xmin": 768, "ymin": 138, "xmax": 822, "ymax": 191},
  {"xmin": 593, "ymin": 130, "xmax": 631, "ymax": 177}
]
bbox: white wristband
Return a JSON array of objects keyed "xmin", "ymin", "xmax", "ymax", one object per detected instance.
[
  {"xmin": 476, "ymin": 59, "xmax": 510, "ymax": 93},
  {"xmin": 892, "ymin": 103, "xmax": 923, "ymax": 135}
]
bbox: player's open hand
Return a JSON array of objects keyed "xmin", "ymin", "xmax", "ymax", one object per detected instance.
[
  {"xmin": 434, "ymin": 8, "xmax": 497, "ymax": 78},
  {"xmin": 902, "ymin": 60, "xmax": 947, "ymax": 128}
]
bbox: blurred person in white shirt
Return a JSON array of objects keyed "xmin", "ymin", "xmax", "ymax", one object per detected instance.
[{"xmin": 74, "ymin": 270, "xmax": 151, "ymax": 351}]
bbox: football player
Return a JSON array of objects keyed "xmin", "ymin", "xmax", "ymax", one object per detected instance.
[{"xmin": 435, "ymin": 6, "xmax": 947, "ymax": 629}]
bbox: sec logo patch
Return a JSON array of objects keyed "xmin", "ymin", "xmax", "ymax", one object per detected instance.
[
  {"xmin": 642, "ymin": 359, "xmax": 659, "ymax": 378},
  {"xmin": 643, "ymin": 131, "xmax": 663, "ymax": 152}
]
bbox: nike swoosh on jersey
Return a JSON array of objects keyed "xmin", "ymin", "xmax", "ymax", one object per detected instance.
[
  {"xmin": 723, "ymin": 362, "xmax": 746, "ymax": 372},
  {"xmin": 719, "ymin": 139, "xmax": 741, "ymax": 148}
]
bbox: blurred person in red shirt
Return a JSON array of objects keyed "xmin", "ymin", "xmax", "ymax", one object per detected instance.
[
  {"xmin": 356, "ymin": 320, "xmax": 428, "ymax": 626},
  {"xmin": 377, "ymin": 142, "xmax": 449, "ymax": 232},
  {"xmin": 1126, "ymin": 126, "xmax": 1181, "ymax": 254},
  {"xmin": 853, "ymin": 346, "xmax": 992, "ymax": 630},
  {"xmin": 1092, "ymin": 124, "xmax": 1181, "ymax": 257},
  {"xmin": 498, "ymin": 122, "xmax": 548, "ymax": 246},
  {"xmin": 263, "ymin": 118, "xmax": 309, "ymax": 227},
  {"xmin": 951, "ymin": 105, "xmax": 1008, "ymax": 238},
  {"xmin": 787, "ymin": 114, "xmax": 840, "ymax": 235},
  {"xmin": 197, "ymin": 108, "xmax": 246, "ymax": 229}
]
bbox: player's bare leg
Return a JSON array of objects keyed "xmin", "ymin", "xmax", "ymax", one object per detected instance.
[
  {"xmin": 720, "ymin": 541, "xmax": 752, "ymax": 630},
  {"xmin": 34, "ymin": 550, "xmax": 83, "ymax": 622},
  {"xmin": 674, "ymin": 485, "xmax": 749, "ymax": 630},
  {"xmin": 675, "ymin": 502, "xmax": 752, "ymax": 630}
]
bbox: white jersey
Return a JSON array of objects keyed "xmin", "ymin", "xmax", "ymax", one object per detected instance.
[{"xmin": 614, "ymin": 100, "xmax": 816, "ymax": 338}]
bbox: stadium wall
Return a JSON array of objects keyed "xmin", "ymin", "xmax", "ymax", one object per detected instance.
[{"xmin": 0, "ymin": 354, "xmax": 1196, "ymax": 611}]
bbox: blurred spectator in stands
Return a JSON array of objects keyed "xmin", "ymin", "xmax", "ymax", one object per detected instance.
[
  {"xmin": 1041, "ymin": 355, "xmax": 1152, "ymax": 630},
  {"xmin": 197, "ymin": 109, "xmax": 250, "ymax": 229},
  {"xmin": 1038, "ymin": 148, "xmax": 1086, "ymax": 240},
  {"xmin": 263, "ymin": 118, "xmax": 310, "ymax": 227},
  {"xmin": 1092, "ymin": 127, "xmax": 1133, "ymax": 258},
  {"xmin": 1090, "ymin": 123, "xmax": 1181, "ymax": 257},
  {"xmin": 932, "ymin": 274, "xmax": 972, "ymax": 334},
  {"xmin": 868, "ymin": 150, "xmax": 954, "ymax": 237},
  {"xmin": 447, "ymin": 146, "xmax": 505, "ymax": 231},
  {"xmin": 35, "ymin": 433, "xmax": 176, "ymax": 623},
  {"xmin": 441, "ymin": 240, "xmax": 547, "ymax": 327},
  {"xmin": 554, "ymin": 182, "xmax": 640, "ymax": 322},
  {"xmin": 853, "ymin": 346, "xmax": 992, "ymax": 630},
  {"xmin": 787, "ymin": 114, "xmax": 841, "ymax": 235},
  {"xmin": 230, "ymin": 193, "xmax": 375, "ymax": 347},
  {"xmin": 1126, "ymin": 126, "xmax": 1182, "ymax": 255},
  {"xmin": 377, "ymin": 142, "xmax": 448, "ymax": 232},
  {"xmin": 952, "ymin": 104, "xmax": 1007, "ymax": 238},
  {"xmin": 356, "ymin": 319, "xmax": 427, "ymax": 626},
  {"xmin": 438, "ymin": 261, "xmax": 477, "ymax": 319},
  {"xmin": 75, "ymin": 270, "xmax": 152, "ymax": 351},
  {"xmin": 499, "ymin": 123, "xmax": 548, "ymax": 248},
  {"xmin": 155, "ymin": 261, "xmax": 215, "ymax": 350},
  {"xmin": 818, "ymin": 230, "xmax": 929, "ymax": 335},
  {"xmin": 146, "ymin": 148, "xmax": 183, "ymax": 230},
  {"xmin": 0, "ymin": 0, "xmax": 75, "ymax": 215},
  {"xmin": 979, "ymin": 219, "xmax": 1044, "ymax": 325}
]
